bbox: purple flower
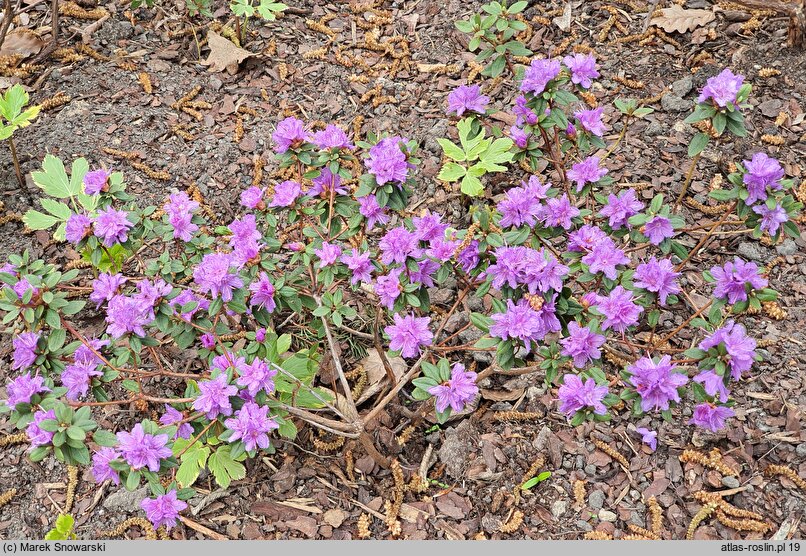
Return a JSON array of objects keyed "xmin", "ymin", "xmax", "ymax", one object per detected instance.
[
  {"xmin": 26, "ymin": 409, "xmax": 56, "ymax": 447},
  {"xmin": 582, "ymin": 238, "xmax": 629, "ymax": 280},
  {"xmin": 228, "ymin": 214, "xmax": 263, "ymax": 265},
  {"xmin": 694, "ymin": 370, "xmax": 730, "ymax": 403},
  {"xmin": 12, "ymin": 332, "xmax": 39, "ymax": 371},
  {"xmin": 249, "ymin": 273, "xmax": 276, "ymax": 312},
  {"xmin": 224, "ymin": 402, "xmax": 278, "ymax": 452},
  {"xmin": 193, "ymin": 253, "xmax": 243, "ymax": 302},
  {"xmin": 312, "ymin": 124, "xmax": 353, "ymax": 150},
  {"xmin": 428, "ymin": 239, "xmax": 458, "ymax": 261},
  {"xmin": 446, "ymin": 84, "xmax": 489, "ymax": 116},
  {"xmin": 710, "ymin": 257, "xmax": 768, "ymax": 305},
  {"xmin": 272, "ymin": 117, "xmax": 307, "ymax": 153},
  {"xmin": 413, "ymin": 211, "xmax": 448, "ymax": 243},
  {"xmin": 164, "ymin": 192, "xmax": 199, "ymax": 242},
  {"xmin": 379, "ymin": 227, "xmax": 421, "ymax": 265},
  {"xmin": 200, "ymin": 333, "xmax": 216, "ymax": 349},
  {"xmin": 596, "ymin": 286, "xmax": 643, "ymax": 333},
  {"xmin": 193, "ymin": 374, "xmax": 238, "ymax": 419},
  {"xmin": 90, "ymin": 273, "xmax": 126, "ymax": 308},
  {"xmin": 753, "ymin": 203, "xmax": 788, "ymax": 236},
  {"xmin": 358, "ymin": 195, "xmax": 389, "ymax": 230},
  {"xmin": 61, "ymin": 361, "xmax": 103, "ymax": 400},
  {"xmin": 93, "ymin": 208, "xmax": 133, "ymax": 247},
  {"xmin": 91, "ymin": 447, "xmax": 121, "ymax": 485},
  {"xmin": 541, "ymin": 194, "xmax": 579, "ymax": 229},
  {"xmin": 341, "ymin": 249, "xmax": 373, "ymax": 285},
  {"xmin": 697, "ymin": 68, "xmax": 744, "ymax": 108},
  {"xmin": 510, "ymin": 125, "xmax": 529, "ymax": 148},
  {"xmin": 270, "ymin": 180, "xmax": 302, "ymax": 207},
  {"xmin": 159, "ymin": 405, "xmax": 193, "ymax": 440},
  {"xmin": 367, "ymin": 136, "xmax": 409, "ymax": 185},
  {"xmin": 563, "ymin": 53, "xmax": 600, "ymax": 88},
  {"xmin": 560, "ymin": 322, "xmax": 605, "ymax": 368},
  {"xmin": 523, "ymin": 248, "xmax": 568, "ymax": 294},
  {"xmin": 634, "ymin": 257, "xmax": 681, "ymax": 305},
  {"xmin": 513, "ymin": 94, "xmax": 538, "ymax": 126},
  {"xmin": 743, "ymin": 152, "xmax": 784, "ymax": 205},
  {"xmin": 643, "ymin": 215, "xmax": 675, "ymax": 245},
  {"xmin": 521, "ymin": 58, "xmax": 561, "ymax": 95},
  {"xmin": 457, "ymin": 240, "xmax": 480, "ymax": 273},
  {"xmin": 634, "ymin": 427, "xmax": 657, "ymax": 451},
  {"xmin": 699, "ymin": 320, "xmax": 756, "ymax": 380},
  {"xmin": 65, "ymin": 213, "xmax": 92, "ymax": 244},
  {"xmin": 497, "ymin": 182, "xmax": 543, "ymax": 228},
  {"xmin": 628, "ymin": 355, "xmax": 688, "ymax": 412},
  {"xmin": 690, "ymin": 403, "xmax": 735, "ymax": 431},
  {"xmin": 427, "ymin": 363, "xmax": 478, "ymax": 413},
  {"xmin": 240, "ymin": 186, "xmax": 265, "ymax": 210},
  {"xmin": 600, "ymin": 189, "xmax": 644, "ymax": 229},
  {"xmin": 74, "ymin": 339, "xmax": 108, "ymax": 366},
  {"xmin": 236, "ymin": 358, "xmax": 277, "ymax": 397},
  {"xmin": 568, "ymin": 224, "xmax": 608, "ymax": 253},
  {"xmin": 6, "ymin": 372, "xmax": 49, "ymax": 408},
  {"xmin": 310, "ymin": 168, "xmax": 348, "ymax": 198},
  {"xmin": 490, "ymin": 298, "xmax": 545, "ymax": 349},
  {"xmin": 487, "ymin": 246, "xmax": 526, "ymax": 289},
  {"xmin": 574, "ymin": 107, "xmax": 606, "ymax": 136},
  {"xmin": 83, "ymin": 169, "xmax": 111, "ymax": 195},
  {"xmin": 375, "ymin": 268, "xmax": 403, "ymax": 310},
  {"xmin": 116, "ymin": 423, "xmax": 172, "ymax": 472},
  {"xmin": 169, "ymin": 290, "xmax": 208, "ymax": 321},
  {"xmin": 568, "ymin": 156, "xmax": 608, "ymax": 192},
  {"xmin": 255, "ymin": 328, "xmax": 266, "ymax": 342},
  {"xmin": 106, "ymin": 295, "xmax": 153, "ymax": 338},
  {"xmin": 385, "ymin": 313, "xmax": 433, "ymax": 358},
  {"xmin": 211, "ymin": 352, "xmax": 246, "ymax": 374},
  {"xmin": 315, "ymin": 241, "xmax": 342, "ymax": 268},
  {"xmin": 141, "ymin": 490, "xmax": 188, "ymax": 530},
  {"xmin": 558, "ymin": 374, "xmax": 608, "ymax": 417},
  {"xmin": 407, "ymin": 259, "xmax": 439, "ymax": 288}
]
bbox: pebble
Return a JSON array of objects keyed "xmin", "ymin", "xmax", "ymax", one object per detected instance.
[
  {"xmin": 102, "ymin": 486, "xmax": 149, "ymax": 513},
  {"xmin": 644, "ymin": 121, "xmax": 664, "ymax": 136},
  {"xmin": 671, "ymin": 76, "xmax": 693, "ymax": 97},
  {"xmin": 775, "ymin": 239, "xmax": 798, "ymax": 256},
  {"xmin": 584, "ymin": 464, "xmax": 597, "ymax": 476},
  {"xmin": 576, "ymin": 519, "xmax": 593, "ymax": 532},
  {"xmin": 552, "ymin": 500, "xmax": 568, "ymax": 519},
  {"xmin": 661, "ymin": 94, "xmax": 691, "ymax": 112},
  {"xmin": 588, "ymin": 490, "xmax": 606, "ymax": 510},
  {"xmin": 737, "ymin": 241, "xmax": 768, "ymax": 262},
  {"xmin": 721, "ymin": 476, "xmax": 741, "ymax": 488},
  {"xmin": 598, "ymin": 509, "xmax": 617, "ymax": 522},
  {"xmin": 796, "ymin": 443, "xmax": 806, "ymax": 457}
]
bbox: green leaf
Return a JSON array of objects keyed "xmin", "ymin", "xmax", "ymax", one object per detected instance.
[
  {"xmin": 230, "ymin": 0, "xmax": 254, "ymax": 17},
  {"xmin": 460, "ymin": 174, "xmax": 484, "ymax": 197},
  {"xmin": 478, "ymin": 137, "xmax": 514, "ymax": 172},
  {"xmin": 22, "ymin": 209, "xmax": 59, "ymax": 231},
  {"xmin": 256, "ymin": 0, "xmax": 286, "ymax": 19},
  {"xmin": 684, "ymin": 104, "xmax": 716, "ymax": 124},
  {"xmin": 176, "ymin": 445, "xmax": 210, "ymax": 488},
  {"xmin": 436, "ymin": 138, "xmax": 466, "ymax": 162},
  {"xmin": 521, "ymin": 471, "xmax": 551, "ymax": 490},
  {"xmin": 688, "ymin": 132, "xmax": 709, "ymax": 157},
  {"xmin": 32, "ymin": 155, "xmax": 73, "ymax": 199},
  {"xmin": 92, "ymin": 429, "xmax": 118, "ymax": 447},
  {"xmin": 437, "ymin": 162, "xmax": 467, "ymax": 182},
  {"xmin": 207, "ymin": 445, "xmax": 246, "ymax": 489}
]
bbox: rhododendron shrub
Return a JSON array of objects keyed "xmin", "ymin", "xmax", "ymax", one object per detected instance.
[{"xmin": 1, "ymin": 43, "xmax": 802, "ymax": 531}]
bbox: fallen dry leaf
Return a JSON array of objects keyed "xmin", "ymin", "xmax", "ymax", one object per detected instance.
[
  {"xmin": 651, "ymin": 5, "xmax": 715, "ymax": 34},
  {"xmin": 553, "ymin": 2, "xmax": 572, "ymax": 32},
  {"xmin": 354, "ymin": 349, "xmax": 406, "ymax": 405},
  {"xmin": 202, "ymin": 30, "xmax": 253, "ymax": 74},
  {"xmin": 0, "ymin": 30, "xmax": 44, "ymax": 58}
]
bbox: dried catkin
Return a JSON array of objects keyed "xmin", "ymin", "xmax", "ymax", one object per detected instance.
[
  {"xmin": 99, "ymin": 518, "xmax": 158, "ymax": 539},
  {"xmin": 591, "ymin": 438, "xmax": 629, "ymax": 468},
  {"xmin": 679, "ymin": 448, "xmax": 737, "ymax": 476},
  {"xmin": 357, "ymin": 513, "xmax": 372, "ymax": 539},
  {"xmin": 686, "ymin": 502, "xmax": 718, "ymax": 539},
  {"xmin": 584, "ymin": 530, "xmax": 613, "ymax": 540},
  {"xmin": 648, "ymin": 496, "xmax": 663, "ymax": 534},
  {"xmin": 765, "ymin": 464, "xmax": 806, "ymax": 490},
  {"xmin": 64, "ymin": 466, "xmax": 78, "ymax": 513},
  {"xmin": 498, "ymin": 510, "xmax": 524, "ymax": 534},
  {"xmin": 0, "ymin": 489, "xmax": 16, "ymax": 508},
  {"xmin": 0, "ymin": 433, "xmax": 27, "ymax": 447}
]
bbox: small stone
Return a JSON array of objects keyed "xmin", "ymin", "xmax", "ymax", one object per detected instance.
[
  {"xmin": 576, "ymin": 519, "xmax": 593, "ymax": 532},
  {"xmin": 721, "ymin": 476, "xmax": 740, "ymax": 488},
  {"xmin": 584, "ymin": 464, "xmax": 597, "ymax": 476},
  {"xmin": 661, "ymin": 94, "xmax": 691, "ymax": 112},
  {"xmin": 775, "ymin": 239, "xmax": 797, "ymax": 257},
  {"xmin": 552, "ymin": 500, "xmax": 568, "ymax": 519},
  {"xmin": 598, "ymin": 509, "xmax": 617, "ymax": 522},
  {"xmin": 757, "ymin": 99, "xmax": 783, "ymax": 118},
  {"xmin": 588, "ymin": 490, "xmax": 606, "ymax": 510},
  {"xmin": 796, "ymin": 443, "xmax": 806, "ymax": 457},
  {"xmin": 737, "ymin": 241, "xmax": 768, "ymax": 262},
  {"xmin": 645, "ymin": 121, "xmax": 664, "ymax": 136},
  {"xmin": 103, "ymin": 486, "xmax": 149, "ymax": 513},
  {"xmin": 671, "ymin": 76, "xmax": 693, "ymax": 97}
]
